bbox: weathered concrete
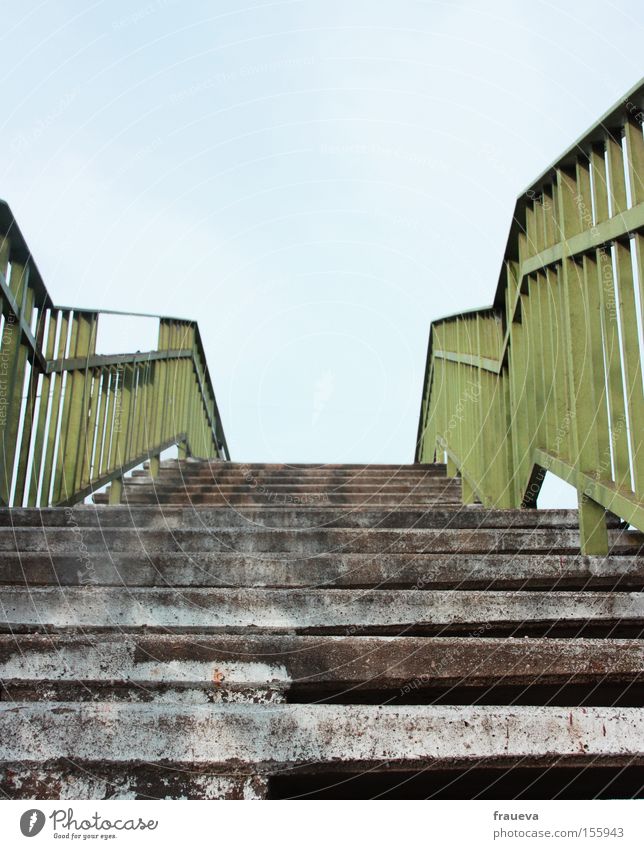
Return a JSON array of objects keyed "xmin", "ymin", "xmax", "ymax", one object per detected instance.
[
  {"xmin": 2, "ymin": 586, "xmax": 643, "ymax": 632},
  {"xmin": 0, "ymin": 505, "xmax": 596, "ymax": 530},
  {"xmin": 153, "ymin": 461, "xmax": 444, "ymax": 472},
  {"xmin": 96, "ymin": 492, "xmax": 466, "ymax": 507},
  {"xmin": 2, "ymin": 635, "xmax": 643, "ymax": 689},
  {"xmin": 0, "ymin": 764, "xmax": 268, "ymax": 799},
  {"xmin": 3, "ymin": 551, "xmax": 642, "ymax": 588},
  {"xmin": 1, "ymin": 703, "xmax": 643, "ymax": 769},
  {"xmin": 2, "ymin": 459, "xmax": 643, "ymax": 799},
  {"xmin": 1, "ymin": 525, "xmax": 640, "ymax": 554}
]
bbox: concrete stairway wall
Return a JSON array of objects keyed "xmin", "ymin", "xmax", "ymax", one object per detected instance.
[{"xmin": 1, "ymin": 461, "xmax": 643, "ymax": 799}]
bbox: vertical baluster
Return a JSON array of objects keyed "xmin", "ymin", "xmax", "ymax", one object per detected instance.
[
  {"xmin": 525, "ymin": 201, "xmax": 537, "ymax": 258},
  {"xmin": 103, "ymin": 367, "xmax": 120, "ymax": 477},
  {"xmin": 575, "ymin": 156, "xmax": 592, "ymax": 235},
  {"xmin": 28, "ymin": 309, "xmax": 58, "ymax": 506},
  {"xmin": 137, "ymin": 359, "xmax": 150, "ymax": 459},
  {"xmin": 54, "ymin": 312, "xmax": 94, "ymax": 503},
  {"xmin": 542, "ymin": 186, "xmax": 555, "ymax": 248},
  {"xmin": 558, "ymin": 157, "xmax": 611, "ymax": 550},
  {"xmin": 532, "ymin": 275, "xmax": 547, "ymax": 450},
  {"xmin": 508, "ymin": 307, "xmax": 528, "ymax": 502},
  {"xmin": 585, "ymin": 253, "xmax": 611, "ymax": 480},
  {"xmin": 0, "ymin": 260, "xmax": 34, "ymax": 505},
  {"xmin": 590, "ymin": 143, "xmax": 609, "ymax": 224},
  {"xmin": 79, "ymin": 368, "xmax": 101, "ymax": 491},
  {"xmin": 14, "ymin": 290, "xmax": 46, "ymax": 504},
  {"xmin": 606, "ymin": 130, "xmax": 628, "ymax": 216},
  {"xmin": 41, "ymin": 311, "xmax": 69, "ymax": 505},
  {"xmin": 561, "ymin": 255, "xmax": 608, "ymax": 552},
  {"xmin": 534, "ymin": 196, "xmax": 545, "ymax": 255},
  {"xmin": 112, "ymin": 363, "xmax": 134, "ymax": 493},
  {"xmin": 489, "ymin": 316, "xmax": 511, "ymax": 506},
  {"xmin": 142, "ymin": 356, "xmax": 154, "ymax": 461},
  {"xmin": 624, "ymin": 117, "xmax": 644, "ymax": 206},
  {"xmin": 124, "ymin": 363, "xmax": 136, "ymax": 465},
  {"xmin": 94, "ymin": 368, "xmax": 111, "ymax": 481},
  {"xmin": 545, "ymin": 269, "xmax": 562, "ymax": 457},
  {"xmin": 129, "ymin": 363, "xmax": 142, "ymax": 462},
  {"xmin": 634, "ymin": 233, "xmax": 644, "ymax": 330},
  {"xmin": 73, "ymin": 315, "xmax": 98, "ymax": 494},
  {"xmin": 537, "ymin": 273, "xmax": 555, "ymax": 453},
  {"xmin": 614, "ymin": 239, "xmax": 643, "ymax": 491},
  {"xmin": 155, "ymin": 319, "xmax": 171, "ymax": 447},
  {"xmin": 597, "ymin": 246, "xmax": 630, "ymax": 490}
]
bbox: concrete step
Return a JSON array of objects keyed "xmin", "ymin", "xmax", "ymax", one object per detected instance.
[
  {"xmin": 0, "ymin": 506, "xmax": 590, "ymax": 530},
  {"xmin": 136, "ymin": 468, "xmax": 452, "ymax": 480},
  {"xmin": 3, "ymin": 551, "xmax": 642, "ymax": 589},
  {"xmin": 0, "ymin": 762, "xmax": 267, "ymax": 799},
  {"xmin": 2, "ymin": 586, "xmax": 643, "ymax": 633},
  {"xmin": 1, "ymin": 703, "xmax": 642, "ymax": 776},
  {"xmin": 120, "ymin": 482, "xmax": 464, "ymax": 494},
  {"xmin": 2, "ymin": 634, "xmax": 643, "ymax": 692},
  {"xmin": 95, "ymin": 492, "xmax": 466, "ymax": 507},
  {"xmin": 154, "ymin": 461, "xmax": 444, "ymax": 472},
  {"xmin": 0, "ymin": 526, "xmax": 639, "ymax": 554},
  {"xmin": 124, "ymin": 474, "xmax": 462, "ymax": 487},
  {"xmin": 3, "ymin": 458, "xmax": 641, "ymax": 798}
]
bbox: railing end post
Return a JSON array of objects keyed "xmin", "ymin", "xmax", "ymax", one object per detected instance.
[
  {"xmin": 578, "ymin": 491, "xmax": 609, "ymax": 555},
  {"xmin": 446, "ymin": 456, "xmax": 457, "ymax": 478},
  {"xmin": 149, "ymin": 454, "xmax": 160, "ymax": 479},
  {"xmin": 178, "ymin": 441, "xmax": 188, "ymax": 460},
  {"xmin": 108, "ymin": 476, "xmax": 123, "ymax": 505}
]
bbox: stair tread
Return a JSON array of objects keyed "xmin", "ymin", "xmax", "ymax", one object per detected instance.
[{"xmin": 1, "ymin": 703, "xmax": 642, "ymax": 768}]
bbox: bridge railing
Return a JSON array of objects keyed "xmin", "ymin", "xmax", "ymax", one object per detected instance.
[
  {"xmin": 416, "ymin": 80, "xmax": 644, "ymax": 553},
  {"xmin": 0, "ymin": 201, "xmax": 228, "ymax": 508}
]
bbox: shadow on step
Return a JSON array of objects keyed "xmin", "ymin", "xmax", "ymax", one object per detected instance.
[
  {"xmin": 268, "ymin": 766, "xmax": 644, "ymax": 799},
  {"xmin": 287, "ymin": 682, "xmax": 644, "ymax": 707}
]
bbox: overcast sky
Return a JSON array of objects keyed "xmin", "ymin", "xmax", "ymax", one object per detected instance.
[{"xmin": 1, "ymin": 0, "xmax": 642, "ymax": 503}]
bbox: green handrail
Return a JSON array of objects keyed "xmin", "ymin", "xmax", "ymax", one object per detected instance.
[
  {"xmin": 0, "ymin": 201, "xmax": 228, "ymax": 507},
  {"xmin": 416, "ymin": 80, "xmax": 644, "ymax": 554}
]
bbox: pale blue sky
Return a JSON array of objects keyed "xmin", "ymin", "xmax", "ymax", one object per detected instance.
[{"xmin": 1, "ymin": 0, "xmax": 642, "ymax": 507}]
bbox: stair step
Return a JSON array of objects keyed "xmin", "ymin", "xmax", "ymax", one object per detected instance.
[
  {"xmin": 155, "ymin": 462, "xmax": 444, "ymax": 471},
  {"xmin": 2, "ymin": 587, "xmax": 643, "ymax": 633},
  {"xmin": 2, "ymin": 552, "xmax": 641, "ymax": 589},
  {"xmin": 2, "ymin": 634, "xmax": 643, "ymax": 690},
  {"xmin": 0, "ymin": 762, "xmax": 267, "ymax": 800},
  {"xmin": 136, "ymin": 469, "xmax": 453, "ymax": 480},
  {"xmin": 97, "ymin": 493, "xmax": 466, "ymax": 507},
  {"xmin": 126, "ymin": 477, "xmax": 461, "ymax": 497},
  {"xmin": 0, "ymin": 506, "xmax": 589, "ymax": 530},
  {"xmin": 2, "ymin": 459, "xmax": 641, "ymax": 798},
  {"xmin": 0, "ymin": 526, "xmax": 639, "ymax": 554},
  {"xmin": 121, "ymin": 482, "xmax": 463, "ymax": 494},
  {"xmin": 1, "ymin": 703, "xmax": 641, "ymax": 770}
]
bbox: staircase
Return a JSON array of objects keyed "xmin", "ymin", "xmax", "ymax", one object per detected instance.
[{"xmin": 1, "ymin": 460, "xmax": 644, "ymax": 799}]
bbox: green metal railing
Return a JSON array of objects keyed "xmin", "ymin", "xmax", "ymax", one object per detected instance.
[
  {"xmin": 0, "ymin": 201, "xmax": 228, "ymax": 507},
  {"xmin": 416, "ymin": 80, "xmax": 644, "ymax": 553}
]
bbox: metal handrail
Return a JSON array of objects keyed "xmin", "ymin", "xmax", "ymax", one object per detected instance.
[
  {"xmin": 0, "ymin": 201, "xmax": 228, "ymax": 507},
  {"xmin": 416, "ymin": 80, "xmax": 644, "ymax": 553}
]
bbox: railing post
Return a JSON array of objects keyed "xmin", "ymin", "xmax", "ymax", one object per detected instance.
[
  {"xmin": 149, "ymin": 454, "xmax": 160, "ymax": 478},
  {"xmin": 108, "ymin": 475, "xmax": 123, "ymax": 505},
  {"xmin": 0, "ymin": 259, "xmax": 34, "ymax": 506},
  {"xmin": 557, "ymin": 166, "xmax": 609, "ymax": 554}
]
